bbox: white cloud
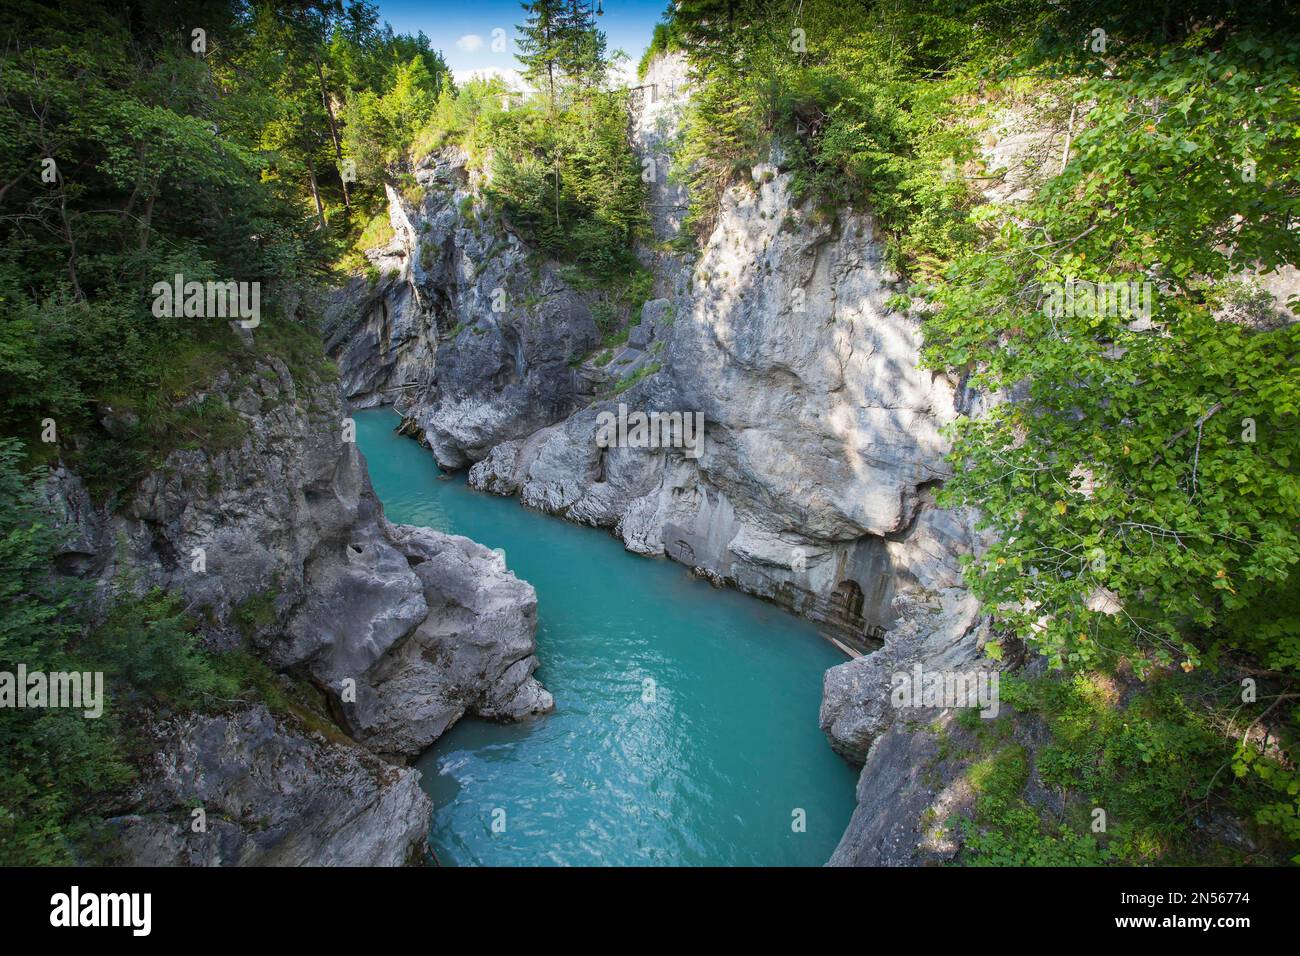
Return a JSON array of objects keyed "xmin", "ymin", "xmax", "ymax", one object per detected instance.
[{"xmin": 455, "ymin": 34, "xmax": 484, "ymax": 52}]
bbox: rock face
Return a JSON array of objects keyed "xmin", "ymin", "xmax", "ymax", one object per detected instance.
[
  {"xmin": 325, "ymin": 149, "xmax": 604, "ymax": 469},
  {"xmin": 324, "ymin": 52, "xmax": 991, "ymax": 864},
  {"xmin": 322, "ymin": 273, "xmax": 436, "ymax": 409},
  {"xmin": 464, "ymin": 163, "xmax": 976, "ymax": 650},
  {"xmin": 819, "ymin": 591, "xmax": 987, "ymax": 763},
  {"xmin": 44, "ymin": 353, "xmax": 552, "ymax": 865},
  {"xmin": 112, "ymin": 706, "xmax": 431, "ymax": 867},
  {"xmin": 339, "ymin": 64, "xmax": 977, "ymax": 651},
  {"xmin": 826, "ymin": 653, "xmax": 1059, "ymax": 868},
  {"xmin": 344, "ymin": 524, "xmax": 553, "ymax": 755}
]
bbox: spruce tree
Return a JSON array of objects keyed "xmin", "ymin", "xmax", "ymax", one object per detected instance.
[
  {"xmin": 516, "ymin": 0, "xmax": 564, "ymax": 106},
  {"xmin": 556, "ymin": 0, "xmax": 607, "ymax": 91}
]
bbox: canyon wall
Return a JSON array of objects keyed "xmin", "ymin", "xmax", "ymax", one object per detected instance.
[
  {"xmin": 333, "ymin": 55, "xmax": 979, "ymax": 655},
  {"xmin": 46, "ymin": 350, "xmax": 551, "ymax": 864},
  {"xmin": 321, "ymin": 54, "xmax": 1001, "ymax": 865}
]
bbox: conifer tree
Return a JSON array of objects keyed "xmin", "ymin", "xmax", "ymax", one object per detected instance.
[
  {"xmin": 516, "ymin": 0, "xmax": 565, "ymax": 106},
  {"xmin": 556, "ymin": 0, "xmax": 607, "ymax": 91}
]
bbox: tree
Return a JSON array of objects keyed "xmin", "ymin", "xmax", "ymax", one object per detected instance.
[
  {"xmin": 556, "ymin": 0, "xmax": 607, "ymax": 91},
  {"xmin": 517, "ymin": 0, "xmax": 565, "ymax": 105}
]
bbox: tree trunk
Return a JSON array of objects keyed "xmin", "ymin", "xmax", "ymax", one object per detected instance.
[
  {"xmin": 306, "ymin": 153, "xmax": 326, "ymax": 229},
  {"xmin": 57, "ymin": 188, "xmax": 83, "ymax": 300},
  {"xmin": 1060, "ymin": 102, "xmax": 1078, "ymax": 174},
  {"xmin": 138, "ymin": 189, "xmax": 156, "ymax": 251},
  {"xmin": 548, "ymin": 55, "xmax": 559, "ymax": 229},
  {"xmin": 316, "ymin": 59, "xmax": 350, "ymax": 208}
]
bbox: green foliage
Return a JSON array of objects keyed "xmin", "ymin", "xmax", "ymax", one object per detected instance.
[
  {"xmin": 341, "ymin": 55, "xmax": 439, "ymax": 179},
  {"xmin": 233, "ymin": 590, "xmax": 279, "ymax": 640},
  {"xmin": 481, "ymin": 91, "xmax": 645, "ymax": 280},
  {"xmin": 667, "ymin": 0, "xmax": 1020, "ymax": 262},
  {"xmin": 0, "ymin": 1, "xmax": 455, "ymax": 860},
  {"xmin": 922, "ymin": 26, "xmax": 1300, "ymax": 678},
  {"xmin": 0, "ymin": 442, "xmax": 233, "ymax": 863},
  {"xmin": 612, "ymin": 361, "xmax": 662, "ymax": 395},
  {"xmin": 0, "ymin": 442, "xmax": 79, "ymax": 660},
  {"xmin": 0, "ymin": 0, "xmax": 454, "ymax": 492},
  {"xmin": 517, "ymin": 0, "xmax": 607, "ymax": 100},
  {"xmin": 0, "ymin": 435, "xmax": 352, "ymax": 863},
  {"xmin": 411, "ymin": 78, "xmax": 510, "ymax": 161},
  {"xmin": 0, "ymin": 0, "xmax": 367, "ymax": 494},
  {"xmin": 79, "ymin": 588, "xmax": 230, "ymax": 710},
  {"xmin": 406, "ymin": 11, "xmax": 644, "ymax": 292},
  {"xmin": 959, "ymin": 744, "xmax": 1113, "ymax": 866},
  {"xmin": 957, "ymin": 671, "xmax": 1294, "ymax": 865}
]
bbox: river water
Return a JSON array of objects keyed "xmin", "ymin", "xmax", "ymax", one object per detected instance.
[{"xmin": 354, "ymin": 407, "xmax": 858, "ymax": 866}]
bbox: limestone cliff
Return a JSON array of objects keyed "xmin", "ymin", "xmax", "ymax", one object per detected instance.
[
  {"xmin": 334, "ymin": 55, "xmax": 977, "ymax": 655},
  {"xmin": 112, "ymin": 705, "xmax": 431, "ymax": 866},
  {"xmin": 324, "ymin": 53, "xmax": 1000, "ymax": 865},
  {"xmin": 323, "ymin": 149, "xmax": 605, "ymax": 468},
  {"xmin": 45, "ymin": 350, "xmax": 551, "ymax": 865}
]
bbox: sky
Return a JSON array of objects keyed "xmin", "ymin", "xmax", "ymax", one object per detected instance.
[{"xmin": 372, "ymin": 0, "xmax": 671, "ymax": 89}]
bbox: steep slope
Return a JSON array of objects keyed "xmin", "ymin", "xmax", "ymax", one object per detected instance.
[{"xmin": 45, "ymin": 350, "xmax": 551, "ymax": 864}]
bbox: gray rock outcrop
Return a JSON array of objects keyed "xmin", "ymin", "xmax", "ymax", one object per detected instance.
[
  {"xmin": 44, "ymin": 352, "xmax": 552, "ymax": 865},
  {"xmin": 343, "ymin": 524, "xmax": 552, "ymax": 755},
  {"xmin": 324, "ymin": 150, "xmax": 605, "ymax": 469},
  {"xmin": 462, "ymin": 162, "xmax": 975, "ymax": 651},
  {"xmin": 819, "ymin": 590, "xmax": 988, "ymax": 763},
  {"xmin": 112, "ymin": 705, "xmax": 431, "ymax": 867}
]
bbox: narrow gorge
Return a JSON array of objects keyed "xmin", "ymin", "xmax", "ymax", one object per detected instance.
[
  {"xmin": 4, "ymin": 0, "xmax": 1297, "ymax": 877},
  {"xmin": 319, "ymin": 50, "xmax": 998, "ymax": 865}
]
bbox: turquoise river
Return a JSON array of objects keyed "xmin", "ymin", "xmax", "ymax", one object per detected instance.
[{"xmin": 355, "ymin": 407, "xmax": 859, "ymax": 866}]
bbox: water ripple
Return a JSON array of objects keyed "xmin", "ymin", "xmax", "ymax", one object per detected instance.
[{"xmin": 356, "ymin": 409, "xmax": 858, "ymax": 866}]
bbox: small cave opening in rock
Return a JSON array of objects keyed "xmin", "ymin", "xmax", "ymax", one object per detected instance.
[
  {"xmin": 829, "ymin": 579, "xmax": 865, "ymax": 625},
  {"xmin": 430, "ymin": 282, "xmax": 456, "ymax": 335},
  {"xmin": 152, "ymin": 532, "xmax": 180, "ymax": 569}
]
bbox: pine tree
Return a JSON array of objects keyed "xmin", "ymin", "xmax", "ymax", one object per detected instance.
[
  {"xmin": 671, "ymin": 0, "xmax": 754, "ymax": 70},
  {"xmin": 516, "ymin": 0, "xmax": 565, "ymax": 106},
  {"xmin": 556, "ymin": 0, "xmax": 607, "ymax": 92},
  {"xmin": 517, "ymin": 0, "xmax": 570, "ymax": 227}
]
